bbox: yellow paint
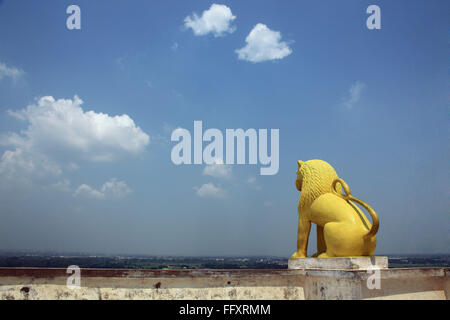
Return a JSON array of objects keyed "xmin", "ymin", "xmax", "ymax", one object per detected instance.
[{"xmin": 291, "ymin": 159, "xmax": 379, "ymax": 259}]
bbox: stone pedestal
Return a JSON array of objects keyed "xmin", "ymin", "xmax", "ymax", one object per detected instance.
[{"xmin": 288, "ymin": 256, "xmax": 388, "ymax": 270}]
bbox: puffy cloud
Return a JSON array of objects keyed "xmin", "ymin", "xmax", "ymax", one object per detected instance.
[
  {"xmin": 100, "ymin": 178, "xmax": 132, "ymax": 198},
  {"xmin": 0, "ymin": 95, "xmax": 148, "ymax": 192},
  {"xmin": 0, "ymin": 61, "xmax": 25, "ymax": 82},
  {"xmin": 195, "ymin": 182, "xmax": 226, "ymax": 198},
  {"xmin": 184, "ymin": 4, "xmax": 236, "ymax": 37},
  {"xmin": 7, "ymin": 95, "xmax": 149, "ymax": 162},
  {"xmin": 74, "ymin": 178, "xmax": 132, "ymax": 200},
  {"xmin": 235, "ymin": 23, "xmax": 292, "ymax": 63},
  {"xmin": 0, "ymin": 148, "xmax": 62, "ymax": 187},
  {"xmin": 202, "ymin": 158, "xmax": 231, "ymax": 179},
  {"xmin": 74, "ymin": 184, "xmax": 105, "ymax": 199},
  {"xmin": 343, "ymin": 81, "xmax": 366, "ymax": 109}
]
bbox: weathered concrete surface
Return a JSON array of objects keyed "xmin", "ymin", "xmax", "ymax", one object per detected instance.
[
  {"xmin": 0, "ymin": 269, "xmax": 305, "ymax": 300},
  {"xmin": 288, "ymin": 256, "xmax": 388, "ymax": 270},
  {"xmin": 0, "ymin": 267, "xmax": 448, "ymax": 300},
  {"xmin": 304, "ymin": 268, "xmax": 448, "ymax": 300}
]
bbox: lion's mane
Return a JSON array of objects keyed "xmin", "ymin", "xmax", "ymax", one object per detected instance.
[{"xmin": 297, "ymin": 160, "xmax": 341, "ymax": 211}]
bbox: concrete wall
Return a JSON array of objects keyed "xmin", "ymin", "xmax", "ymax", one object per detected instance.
[{"xmin": 0, "ymin": 267, "xmax": 448, "ymax": 300}]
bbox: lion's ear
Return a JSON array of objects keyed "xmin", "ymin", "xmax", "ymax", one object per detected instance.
[{"xmin": 297, "ymin": 160, "xmax": 304, "ymax": 168}]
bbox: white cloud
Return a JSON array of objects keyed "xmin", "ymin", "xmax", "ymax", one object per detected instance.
[
  {"xmin": 0, "ymin": 95, "xmax": 149, "ymax": 191},
  {"xmin": 195, "ymin": 182, "xmax": 226, "ymax": 198},
  {"xmin": 0, "ymin": 147, "xmax": 61, "ymax": 186},
  {"xmin": 74, "ymin": 178, "xmax": 132, "ymax": 200},
  {"xmin": 184, "ymin": 4, "xmax": 236, "ymax": 37},
  {"xmin": 235, "ymin": 23, "xmax": 292, "ymax": 63},
  {"xmin": 7, "ymin": 95, "xmax": 149, "ymax": 162},
  {"xmin": 343, "ymin": 81, "xmax": 366, "ymax": 109},
  {"xmin": 203, "ymin": 158, "xmax": 231, "ymax": 179},
  {"xmin": 101, "ymin": 178, "xmax": 132, "ymax": 198},
  {"xmin": 74, "ymin": 184, "xmax": 105, "ymax": 199},
  {"xmin": 0, "ymin": 61, "xmax": 25, "ymax": 82}
]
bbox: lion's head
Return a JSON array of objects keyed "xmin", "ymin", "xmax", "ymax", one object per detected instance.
[{"xmin": 296, "ymin": 159, "xmax": 341, "ymax": 210}]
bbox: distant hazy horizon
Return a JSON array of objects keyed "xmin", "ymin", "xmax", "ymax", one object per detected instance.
[{"xmin": 1, "ymin": 249, "xmax": 449, "ymax": 259}]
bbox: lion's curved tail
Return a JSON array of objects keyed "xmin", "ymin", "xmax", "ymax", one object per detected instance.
[{"xmin": 332, "ymin": 178, "xmax": 379, "ymax": 239}]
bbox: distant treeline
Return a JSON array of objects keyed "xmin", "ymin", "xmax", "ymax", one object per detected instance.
[
  {"xmin": 0, "ymin": 254, "xmax": 448, "ymax": 269},
  {"xmin": 0, "ymin": 255, "xmax": 289, "ymax": 269}
]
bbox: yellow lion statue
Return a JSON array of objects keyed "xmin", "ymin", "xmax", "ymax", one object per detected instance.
[{"xmin": 291, "ymin": 159, "xmax": 379, "ymax": 259}]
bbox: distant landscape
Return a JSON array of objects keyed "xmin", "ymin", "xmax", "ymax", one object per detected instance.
[{"xmin": 0, "ymin": 252, "xmax": 448, "ymax": 270}]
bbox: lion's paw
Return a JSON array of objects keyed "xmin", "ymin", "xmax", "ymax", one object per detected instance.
[{"xmin": 290, "ymin": 251, "xmax": 306, "ymax": 260}]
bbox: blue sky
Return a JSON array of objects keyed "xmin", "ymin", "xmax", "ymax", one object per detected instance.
[{"xmin": 0, "ymin": 0, "xmax": 448, "ymax": 256}]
